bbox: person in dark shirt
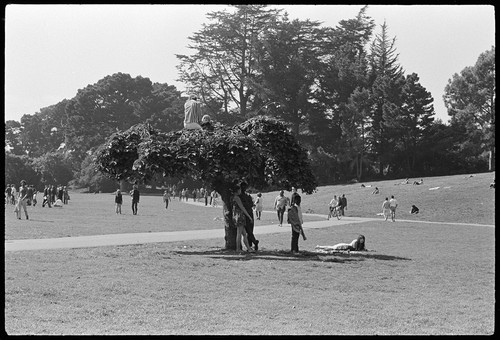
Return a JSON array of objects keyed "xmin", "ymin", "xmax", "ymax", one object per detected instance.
[{"xmin": 130, "ymin": 184, "xmax": 140, "ymax": 215}]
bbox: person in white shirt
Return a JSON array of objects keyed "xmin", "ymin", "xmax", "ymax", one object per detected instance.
[
  {"xmin": 389, "ymin": 195, "xmax": 398, "ymax": 222},
  {"xmin": 382, "ymin": 197, "xmax": 391, "ymax": 221},
  {"xmin": 273, "ymin": 190, "xmax": 290, "ymax": 227},
  {"xmin": 254, "ymin": 193, "xmax": 263, "ymax": 220}
]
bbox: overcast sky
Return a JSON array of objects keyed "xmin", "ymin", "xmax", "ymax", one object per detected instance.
[{"xmin": 4, "ymin": 4, "xmax": 495, "ymax": 123}]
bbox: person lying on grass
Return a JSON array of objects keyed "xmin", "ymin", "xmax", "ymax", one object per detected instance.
[{"xmin": 316, "ymin": 235, "xmax": 366, "ymax": 252}]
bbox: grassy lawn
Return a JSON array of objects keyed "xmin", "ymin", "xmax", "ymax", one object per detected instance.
[{"xmin": 4, "ymin": 172, "xmax": 495, "ymax": 335}]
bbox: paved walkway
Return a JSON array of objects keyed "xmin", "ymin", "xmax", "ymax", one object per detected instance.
[{"xmin": 5, "ymin": 200, "xmax": 494, "ymax": 252}]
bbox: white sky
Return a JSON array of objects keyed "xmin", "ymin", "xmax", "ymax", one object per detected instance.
[{"xmin": 4, "ymin": 4, "xmax": 495, "ymax": 123}]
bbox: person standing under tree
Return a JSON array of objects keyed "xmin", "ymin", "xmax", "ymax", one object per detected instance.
[
  {"xmin": 232, "ymin": 185, "xmax": 254, "ymax": 253},
  {"xmin": 115, "ymin": 189, "xmax": 123, "ymax": 214},
  {"xmin": 130, "ymin": 184, "xmax": 140, "ymax": 215},
  {"xmin": 239, "ymin": 181, "xmax": 259, "ymax": 251},
  {"xmin": 287, "ymin": 195, "xmax": 306, "ymax": 254}
]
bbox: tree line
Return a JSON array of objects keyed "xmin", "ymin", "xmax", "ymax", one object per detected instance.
[{"xmin": 4, "ymin": 5, "xmax": 495, "ymax": 191}]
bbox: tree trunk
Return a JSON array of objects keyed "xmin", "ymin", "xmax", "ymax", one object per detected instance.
[{"xmin": 220, "ymin": 187, "xmax": 237, "ymax": 250}]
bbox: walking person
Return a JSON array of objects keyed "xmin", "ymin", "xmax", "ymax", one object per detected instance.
[
  {"xmin": 389, "ymin": 195, "xmax": 398, "ymax": 222},
  {"xmin": 10, "ymin": 184, "xmax": 17, "ymax": 205},
  {"xmin": 240, "ymin": 181, "xmax": 259, "ymax": 251},
  {"xmin": 254, "ymin": 193, "xmax": 263, "ymax": 220},
  {"xmin": 50, "ymin": 185, "xmax": 57, "ymax": 205},
  {"xmin": 340, "ymin": 194, "xmax": 347, "ymax": 216},
  {"xmin": 32, "ymin": 187, "xmax": 38, "ymax": 207},
  {"xmin": 287, "ymin": 195, "xmax": 306, "ymax": 254},
  {"xmin": 115, "ymin": 189, "xmax": 123, "ymax": 214},
  {"xmin": 42, "ymin": 185, "xmax": 51, "ymax": 208},
  {"xmin": 382, "ymin": 197, "xmax": 391, "ymax": 221},
  {"xmin": 163, "ymin": 190, "xmax": 171, "ymax": 210},
  {"xmin": 63, "ymin": 186, "xmax": 69, "ymax": 204},
  {"xmin": 130, "ymin": 184, "xmax": 140, "ymax": 215},
  {"xmin": 15, "ymin": 180, "xmax": 29, "ymax": 220},
  {"xmin": 274, "ymin": 190, "xmax": 290, "ymax": 227},
  {"xmin": 204, "ymin": 187, "xmax": 209, "ymax": 206},
  {"xmin": 232, "ymin": 185, "xmax": 253, "ymax": 253},
  {"xmin": 5, "ymin": 184, "xmax": 12, "ymax": 205},
  {"xmin": 26, "ymin": 185, "xmax": 33, "ymax": 206},
  {"xmin": 290, "ymin": 187, "xmax": 300, "ymax": 206}
]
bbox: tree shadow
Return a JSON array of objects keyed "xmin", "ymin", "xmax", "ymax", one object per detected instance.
[{"xmin": 171, "ymin": 248, "xmax": 411, "ymax": 263}]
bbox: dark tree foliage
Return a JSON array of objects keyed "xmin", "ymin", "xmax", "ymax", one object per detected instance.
[{"xmin": 94, "ymin": 116, "xmax": 317, "ymax": 250}]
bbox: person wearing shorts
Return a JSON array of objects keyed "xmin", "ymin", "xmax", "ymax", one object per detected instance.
[
  {"xmin": 389, "ymin": 195, "xmax": 398, "ymax": 222},
  {"xmin": 382, "ymin": 197, "xmax": 391, "ymax": 221}
]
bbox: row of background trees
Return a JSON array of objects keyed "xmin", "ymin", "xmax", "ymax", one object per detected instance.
[{"xmin": 5, "ymin": 5, "xmax": 495, "ymax": 192}]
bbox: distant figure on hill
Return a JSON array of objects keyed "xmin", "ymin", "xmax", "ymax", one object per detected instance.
[
  {"xmin": 163, "ymin": 190, "xmax": 171, "ymax": 209},
  {"xmin": 130, "ymin": 184, "xmax": 140, "ymax": 215},
  {"xmin": 410, "ymin": 205, "xmax": 419, "ymax": 214},
  {"xmin": 489, "ymin": 179, "xmax": 495, "ymax": 189},
  {"xmin": 413, "ymin": 179, "xmax": 424, "ymax": 185},
  {"xmin": 372, "ymin": 187, "xmax": 379, "ymax": 194},
  {"xmin": 389, "ymin": 195, "xmax": 398, "ymax": 222},
  {"xmin": 381, "ymin": 197, "xmax": 391, "ymax": 221},
  {"xmin": 115, "ymin": 189, "xmax": 122, "ymax": 214}
]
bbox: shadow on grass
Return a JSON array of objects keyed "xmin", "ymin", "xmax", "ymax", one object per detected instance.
[{"xmin": 171, "ymin": 248, "xmax": 411, "ymax": 263}]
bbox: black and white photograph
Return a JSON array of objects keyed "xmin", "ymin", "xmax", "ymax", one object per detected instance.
[{"xmin": 4, "ymin": 4, "xmax": 495, "ymax": 335}]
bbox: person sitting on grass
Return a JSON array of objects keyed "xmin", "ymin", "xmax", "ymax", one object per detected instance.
[
  {"xmin": 410, "ymin": 205, "xmax": 419, "ymax": 214},
  {"xmin": 372, "ymin": 187, "xmax": 379, "ymax": 194},
  {"xmin": 316, "ymin": 235, "xmax": 366, "ymax": 252}
]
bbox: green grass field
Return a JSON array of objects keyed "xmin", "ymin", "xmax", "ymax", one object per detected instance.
[{"xmin": 4, "ymin": 172, "xmax": 495, "ymax": 335}]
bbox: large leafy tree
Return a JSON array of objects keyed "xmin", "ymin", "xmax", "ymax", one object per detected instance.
[
  {"xmin": 443, "ymin": 46, "xmax": 495, "ymax": 171},
  {"xmin": 31, "ymin": 152, "xmax": 74, "ymax": 186},
  {"xmin": 5, "ymin": 120, "xmax": 24, "ymax": 156},
  {"xmin": 5, "ymin": 153, "xmax": 40, "ymax": 187},
  {"xmin": 63, "ymin": 73, "xmax": 155, "ymax": 162},
  {"xmin": 94, "ymin": 116, "xmax": 317, "ymax": 250}
]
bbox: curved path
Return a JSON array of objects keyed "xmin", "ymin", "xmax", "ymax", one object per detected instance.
[{"xmin": 5, "ymin": 200, "xmax": 493, "ymax": 252}]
